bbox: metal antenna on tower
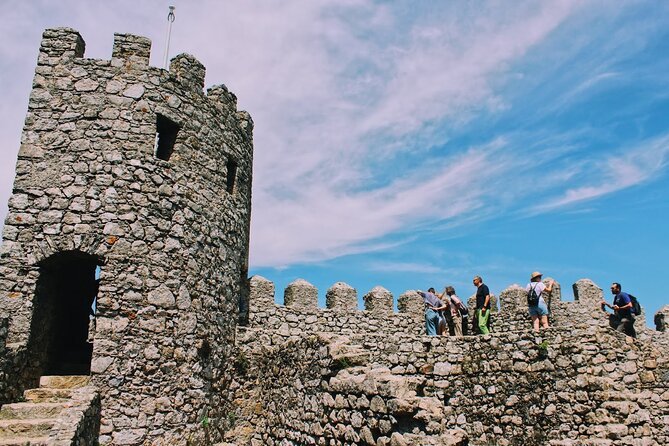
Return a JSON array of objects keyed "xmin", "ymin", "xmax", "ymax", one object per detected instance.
[{"xmin": 163, "ymin": 5, "xmax": 176, "ymax": 69}]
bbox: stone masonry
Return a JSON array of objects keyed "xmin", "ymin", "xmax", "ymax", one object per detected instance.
[
  {"xmin": 0, "ymin": 27, "xmax": 253, "ymax": 444},
  {"xmin": 0, "ymin": 27, "xmax": 668, "ymax": 446},
  {"xmin": 229, "ymin": 277, "xmax": 669, "ymax": 445}
]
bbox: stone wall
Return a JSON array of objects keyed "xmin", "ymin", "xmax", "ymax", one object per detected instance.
[
  {"xmin": 0, "ymin": 27, "xmax": 253, "ymax": 444},
  {"xmin": 227, "ymin": 324, "xmax": 669, "ymax": 446},
  {"xmin": 0, "ymin": 318, "xmax": 28, "ymax": 405},
  {"xmin": 247, "ymin": 276, "xmax": 667, "ymax": 341},
  {"xmin": 248, "ymin": 276, "xmax": 426, "ymax": 338},
  {"xmin": 239, "ymin": 276, "xmax": 669, "ymax": 445},
  {"xmin": 248, "ymin": 276, "xmax": 606, "ymax": 337}
]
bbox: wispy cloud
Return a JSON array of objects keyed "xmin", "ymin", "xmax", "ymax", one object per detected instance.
[{"xmin": 533, "ymin": 134, "xmax": 669, "ymax": 212}]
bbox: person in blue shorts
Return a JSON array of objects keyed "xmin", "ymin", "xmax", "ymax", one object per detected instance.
[{"xmin": 526, "ymin": 271, "xmax": 554, "ymax": 331}]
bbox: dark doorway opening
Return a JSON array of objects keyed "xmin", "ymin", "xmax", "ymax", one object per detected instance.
[{"xmin": 30, "ymin": 250, "xmax": 100, "ymax": 376}]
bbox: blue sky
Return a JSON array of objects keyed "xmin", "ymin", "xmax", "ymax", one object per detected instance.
[{"xmin": 0, "ymin": 1, "xmax": 668, "ymax": 323}]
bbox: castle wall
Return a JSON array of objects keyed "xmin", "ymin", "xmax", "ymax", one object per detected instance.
[
  {"xmin": 248, "ymin": 276, "xmax": 426, "ymax": 338},
  {"xmin": 0, "ymin": 28, "xmax": 253, "ymax": 444},
  {"xmin": 229, "ymin": 325, "xmax": 669, "ymax": 446},
  {"xmin": 249, "ymin": 275, "xmax": 661, "ymax": 341}
]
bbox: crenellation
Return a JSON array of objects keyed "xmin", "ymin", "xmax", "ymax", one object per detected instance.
[
  {"xmin": 326, "ymin": 282, "xmax": 357, "ymax": 311},
  {"xmin": 397, "ymin": 290, "xmax": 423, "ymax": 315},
  {"xmin": 656, "ymin": 305, "xmax": 669, "ymax": 332},
  {"xmin": 207, "ymin": 84, "xmax": 238, "ymax": 114},
  {"xmin": 169, "ymin": 53, "xmax": 206, "ymax": 92},
  {"xmin": 249, "ymin": 275, "xmax": 275, "ymax": 308},
  {"xmin": 573, "ymin": 278, "xmax": 603, "ymax": 303},
  {"xmin": 38, "ymin": 28, "xmax": 85, "ymax": 63},
  {"xmin": 363, "ymin": 285, "xmax": 394, "ymax": 313},
  {"xmin": 284, "ymin": 278, "xmax": 318, "ymax": 309},
  {"xmin": 111, "ymin": 33, "xmax": 151, "ymax": 68}
]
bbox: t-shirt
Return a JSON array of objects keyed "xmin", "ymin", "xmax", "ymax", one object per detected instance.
[
  {"xmin": 614, "ymin": 292, "xmax": 632, "ymax": 318},
  {"xmin": 448, "ymin": 294, "xmax": 464, "ymax": 317},
  {"xmin": 475, "ymin": 284, "xmax": 490, "ymax": 309},
  {"xmin": 420, "ymin": 292, "xmax": 444, "ymax": 309},
  {"xmin": 526, "ymin": 282, "xmax": 547, "ymax": 307}
]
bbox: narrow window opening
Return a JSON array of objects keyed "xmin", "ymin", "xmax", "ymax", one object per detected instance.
[
  {"xmin": 226, "ymin": 158, "xmax": 238, "ymax": 194},
  {"xmin": 155, "ymin": 114, "xmax": 180, "ymax": 161}
]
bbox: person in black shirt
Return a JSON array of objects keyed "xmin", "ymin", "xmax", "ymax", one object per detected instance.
[{"xmin": 473, "ymin": 275, "xmax": 491, "ymax": 335}]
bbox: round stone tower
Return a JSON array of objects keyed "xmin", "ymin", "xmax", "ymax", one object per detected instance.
[{"xmin": 0, "ymin": 28, "xmax": 253, "ymax": 443}]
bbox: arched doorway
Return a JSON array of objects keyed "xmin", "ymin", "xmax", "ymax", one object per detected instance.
[{"xmin": 30, "ymin": 250, "xmax": 101, "ymax": 375}]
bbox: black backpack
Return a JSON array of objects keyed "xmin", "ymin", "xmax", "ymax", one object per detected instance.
[
  {"xmin": 629, "ymin": 294, "xmax": 641, "ymax": 315},
  {"xmin": 527, "ymin": 284, "xmax": 540, "ymax": 306}
]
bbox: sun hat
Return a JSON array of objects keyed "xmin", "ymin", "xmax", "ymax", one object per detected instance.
[{"xmin": 531, "ymin": 271, "xmax": 543, "ymax": 280}]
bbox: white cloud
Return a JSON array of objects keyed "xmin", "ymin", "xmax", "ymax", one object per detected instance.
[
  {"xmin": 6, "ymin": 0, "xmax": 662, "ymax": 273},
  {"xmin": 533, "ymin": 134, "xmax": 669, "ymax": 212}
]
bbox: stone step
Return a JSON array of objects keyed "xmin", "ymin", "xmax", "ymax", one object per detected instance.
[
  {"xmin": 23, "ymin": 388, "xmax": 72, "ymax": 403},
  {"xmin": 0, "ymin": 419, "xmax": 54, "ymax": 438},
  {"xmin": 39, "ymin": 375, "xmax": 90, "ymax": 389},
  {"xmin": 0, "ymin": 436, "xmax": 50, "ymax": 446},
  {"xmin": 0, "ymin": 401, "xmax": 69, "ymax": 420}
]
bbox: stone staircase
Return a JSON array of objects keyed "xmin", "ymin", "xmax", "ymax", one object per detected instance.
[{"xmin": 0, "ymin": 376, "xmax": 99, "ymax": 446}]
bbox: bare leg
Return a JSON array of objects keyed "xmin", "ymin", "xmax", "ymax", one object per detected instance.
[
  {"xmin": 541, "ymin": 315, "xmax": 549, "ymax": 329},
  {"xmin": 531, "ymin": 315, "xmax": 540, "ymax": 331}
]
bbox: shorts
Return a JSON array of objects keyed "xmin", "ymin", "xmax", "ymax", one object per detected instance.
[{"xmin": 528, "ymin": 301, "xmax": 549, "ymax": 317}]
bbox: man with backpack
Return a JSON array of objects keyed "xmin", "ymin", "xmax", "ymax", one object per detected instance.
[{"xmin": 600, "ymin": 282, "xmax": 636, "ymax": 337}]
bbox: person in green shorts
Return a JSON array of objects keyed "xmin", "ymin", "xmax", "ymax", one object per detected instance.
[{"xmin": 473, "ymin": 275, "xmax": 491, "ymax": 334}]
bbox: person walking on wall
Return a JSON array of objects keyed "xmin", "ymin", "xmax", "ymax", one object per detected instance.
[
  {"xmin": 601, "ymin": 282, "xmax": 636, "ymax": 337},
  {"xmin": 473, "ymin": 276, "xmax": 491, "ymax": 335},
  {"xmin": 444, "ymin": 286, "xmax": 467, "ymax": 336},
  {"xmin": 526, "ymin": 271, "xmax": 554, "ymax": 331},
  {"xmin": 418, "ymin": 288, "xmax": 448, "ymax": 336}
]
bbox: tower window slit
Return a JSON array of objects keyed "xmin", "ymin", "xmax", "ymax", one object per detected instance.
[
  {"xmin": 155, "ymin": 114, "xmax": 180, "ymax": 161},
  {"xmin": 226, "ymin": 158, "xmax": 238, "ymax": 194}
]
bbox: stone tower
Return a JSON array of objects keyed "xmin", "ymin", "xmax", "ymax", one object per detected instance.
[{"xmin": 0, "ymin": 28, "xmax": 253, "ymax": 443}]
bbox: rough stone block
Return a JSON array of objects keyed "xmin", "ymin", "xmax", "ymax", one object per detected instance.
[
  {"xmin": 284, "ymin": 279, "xmax": 318, "ymax": 309},
  {"xmin": 573, "ymin": 279, "xmax": 603, "ymax": 303},
  {"xmin": 363, "ymin": 286, "xmax": 393, "ymax": 314},
  {"xmin": 112, "ymin": 33, "xmax": 151, "ymax": 67},
  {"xmin": 397, "ymin": 290, "xmax": 423, "ymax": 315},
  {"xmin": 326, "ymin": 282, "xmax": 357, "ymax": 311}
]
